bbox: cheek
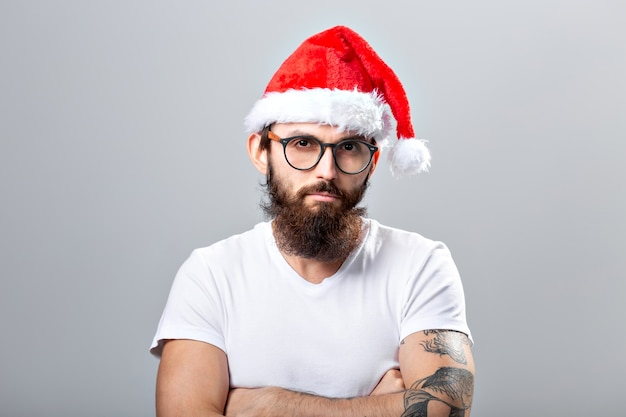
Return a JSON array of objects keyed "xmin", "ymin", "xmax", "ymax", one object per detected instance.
[
  {"xmin": 340, "ymin": 173, "xmax": 369, "ymax": 193},
  {"xmin": 268, "ymin": 149, "xmax": 290, "ymax": 172},
  {"xmin": 269, "ymin": 158, "xmax": 299, "ymax": 191}
]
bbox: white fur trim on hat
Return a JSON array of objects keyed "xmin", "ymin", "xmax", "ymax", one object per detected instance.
[{"xmin": 244, "ymin": 88, "xmax": 395, "ymax": 142}]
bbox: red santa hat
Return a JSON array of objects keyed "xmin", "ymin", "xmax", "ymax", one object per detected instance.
[{"xmin": 244, "ymin": 25, "xmax": 431, "ymax": 177}]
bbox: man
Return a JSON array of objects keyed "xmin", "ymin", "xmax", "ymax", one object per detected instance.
[{"xmin": 151, "ymin": 26, "xmax": 474, "ymax": 417}]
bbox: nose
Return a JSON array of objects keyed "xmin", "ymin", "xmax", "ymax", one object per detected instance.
[{"xmin": 314, "ymin": 146, "xmax": 337, "ymax": 180}]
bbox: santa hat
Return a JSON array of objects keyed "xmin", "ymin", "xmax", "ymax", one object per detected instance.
[{"xmin": 244, "ymin": 25, "xmax": 431, "ymax": 177}]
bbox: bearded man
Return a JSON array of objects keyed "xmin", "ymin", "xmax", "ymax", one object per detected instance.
[{"xmin": 150, "ymin": 26, "xmax": 475, "ymax": 417}]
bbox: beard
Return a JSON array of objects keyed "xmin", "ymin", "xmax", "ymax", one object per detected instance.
[{"xmin": 261, "ymin": 166, "xmax": 369, "ymax": 263}]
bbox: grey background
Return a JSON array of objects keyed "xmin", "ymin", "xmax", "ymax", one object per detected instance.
[{"xmin": 1, "ymin": 1, "xmax": 624, "ymax": 416}]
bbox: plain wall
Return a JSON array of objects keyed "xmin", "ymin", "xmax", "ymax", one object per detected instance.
[{"xmin": 1, "ymin": 1, "xmax": 625, "ymax": 416}]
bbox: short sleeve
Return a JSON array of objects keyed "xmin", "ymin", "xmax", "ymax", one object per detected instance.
[
  {"xmin": 400, "ymin": 242, "xmax": 473, "ymax": 344},
  {"xmin": 149, "ymin": 249, "xmax": 226, "ymax": 357}
]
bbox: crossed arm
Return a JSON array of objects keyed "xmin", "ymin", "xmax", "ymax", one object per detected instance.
[{"xmin": 156, "ymin": 329, "xmax": 474, "ymax": 417}]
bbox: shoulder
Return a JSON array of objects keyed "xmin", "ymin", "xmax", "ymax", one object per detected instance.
[
  {"xmin": 360, "ymin": 219, "xmax": 460, "ymax": 285},
  {"xmin": 365, "ymin": 218, "xmax": 448, "ymax": 258},
  {"xmin": 174, "ymin": 222, "xmax": 271, "ymax": 278},
  {"xmin": 191, "ymin": 222, "xmax": 271, "ymax": 259}
]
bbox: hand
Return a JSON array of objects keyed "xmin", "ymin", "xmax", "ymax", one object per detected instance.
[{"xmin": 370, "ymin": 368, "xmax": 405, "ymax": 396}]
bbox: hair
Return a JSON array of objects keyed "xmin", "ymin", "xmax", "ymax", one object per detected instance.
[{"xmin": 259, "ymin": 125, "xmax": 272, "ymax": 151}]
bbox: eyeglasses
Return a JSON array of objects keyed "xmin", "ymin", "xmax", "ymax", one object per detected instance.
[{"xmin": 267, "ymin": 130, "xmax": 378, "ymax": 175}]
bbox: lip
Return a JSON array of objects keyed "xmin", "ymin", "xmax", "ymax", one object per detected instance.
[{"xmin": 307, "ymin": 192, "xmax": 339, "ymax": 202}]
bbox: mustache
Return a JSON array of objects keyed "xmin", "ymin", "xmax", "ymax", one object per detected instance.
[{"xmin": 295, "ymin": 181, "xmax": 345, "ymax": 200}]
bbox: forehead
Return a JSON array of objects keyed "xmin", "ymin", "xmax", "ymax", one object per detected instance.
[{"xmin": 271, "ymin": 122, "xmax": 366, "ymax": 140}]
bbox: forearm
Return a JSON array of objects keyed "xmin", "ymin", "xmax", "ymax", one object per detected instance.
[
  {"xmin": 226, "ymin": 387, "xmax": 404, "ymax": 417},
  {"xmin": 227, "ymin": 385, "xmax": 473, "ymax": 417},
  {"xmin": 286, "ymin": 387, "xmax": 470, "ymax": 417},
  {"xmin": 283, "ymin": 389, "xmax": 405, "ymax": 417}
]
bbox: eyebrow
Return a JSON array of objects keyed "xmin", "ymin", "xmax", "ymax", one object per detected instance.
[{"xmin": 282, "ymin": 129, "xmax": 369, "ymax": 142}]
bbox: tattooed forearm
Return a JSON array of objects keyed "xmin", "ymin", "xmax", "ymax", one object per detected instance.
[
  {"xmin": 419, "ymin": 367, "xmax": 474, "ymax": 403},
  {"xmin": 401, "ymin": 367, "xmax": 474, "ymax": 417},
  {"xmin": 401, "ymin": 390, "xmax": 436, "ymax": 417},
  {"xmin": 421, "ymin": 330, "xmax": 469, "ymax": 365}
]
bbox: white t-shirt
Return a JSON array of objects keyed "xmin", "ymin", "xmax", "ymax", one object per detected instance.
[{"xmin": 150, "ymin": 219, "xmax": 471, "ymax": 398}]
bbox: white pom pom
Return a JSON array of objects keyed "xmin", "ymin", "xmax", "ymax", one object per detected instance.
[{"xmin": 387, "ymin": 138, "xmax": 431, "ymax": 178}]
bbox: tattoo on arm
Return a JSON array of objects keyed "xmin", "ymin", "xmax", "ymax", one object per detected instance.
[
  {"xmin": 421, "ymin": 330, "xmax": 469, "ymax": 365},
  {"xmin": 402, "ymin": 367, "xmax": 474, "ymax": 417}
]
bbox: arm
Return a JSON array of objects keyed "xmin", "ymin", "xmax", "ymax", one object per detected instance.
[
  {"xmin": 399, "ymin": 330, "xmax": 475, "ymax": 416},
  {"xmin": 225, "ymin": 329, "xmax": 474, "ymax": 417},
  {"xmin": 156, "ymin": 339, "xmax": 230, "ymax": 417}
]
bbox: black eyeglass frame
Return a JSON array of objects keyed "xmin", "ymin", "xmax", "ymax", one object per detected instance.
[{"xmin": 266, "ymin": 130, "xmax": 379, "ymax": 175}]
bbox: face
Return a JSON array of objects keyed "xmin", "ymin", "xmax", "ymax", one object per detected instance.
[
  {"xmin": 249, "ymin": 123, "xmax": 379, "ymax": 262},
  {"xmin": 263, "ymin": 123, "xmax": 378, "ymax": 209}
]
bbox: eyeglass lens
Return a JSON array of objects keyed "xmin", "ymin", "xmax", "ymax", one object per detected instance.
[{"xmin": 284, "ymin": 137, "xmax": 373, "ymax": 174}]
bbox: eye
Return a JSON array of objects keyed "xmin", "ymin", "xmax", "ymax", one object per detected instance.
[
  {"xmin": 339, "ymin": 141, "xmax": 362, "ymax": 153},
  {"xmin": 288, "ymin": 137, "xmax": 315, "ymax": 148}
]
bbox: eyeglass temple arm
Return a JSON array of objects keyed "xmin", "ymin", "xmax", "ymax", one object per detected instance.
[{"xmin": 267, "ymin": 130, "xmax": 282, "ymax": 143}]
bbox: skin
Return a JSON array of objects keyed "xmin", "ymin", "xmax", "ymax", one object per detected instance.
[{"xmin": 155, "ymin": 123, "xmax": 475, "ymax": 417}]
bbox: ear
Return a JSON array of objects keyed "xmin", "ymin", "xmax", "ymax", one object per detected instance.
[
  {"xmin": 247, "ymin": 132, "xmax": 268, "ymax": 174},
  {"xmin": 368, "ymin": 149, "xmax": 380, "ymax": 176}
]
